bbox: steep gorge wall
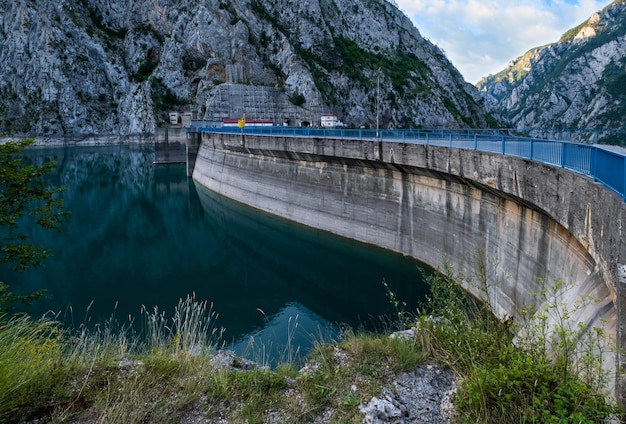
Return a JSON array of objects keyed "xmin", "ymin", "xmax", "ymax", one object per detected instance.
[
  {"xmin": 0, "ymin": 0, "xmax": 489, "ymax": 137},
  {"xmin": 192, "ymin": 132, "xmax": 625, "ymax": 398}
]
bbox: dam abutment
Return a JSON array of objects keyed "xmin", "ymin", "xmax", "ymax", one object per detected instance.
[{"xmin": 191, "ymin": 132, "xmax": 625, "ymax": 400}]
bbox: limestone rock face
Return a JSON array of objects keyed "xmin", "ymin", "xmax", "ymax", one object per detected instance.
[
  {"xmin": 477, "ymin": 1, "xmax": 626, "ymax": 144},
  {"xmin": 0, "ymin": 0, "xmax": 491, "ymax": 137}
]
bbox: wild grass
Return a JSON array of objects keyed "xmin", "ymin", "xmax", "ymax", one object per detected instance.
[
  {"xmin": 236, "ymin": 308, "xmax": 305, "ymax": 368},
  {"xmin": 0, "ymin": 291, "xmax": 429, "ymax": 423},
  {"xmin": 0, "ymin": 314, "xmax": 63, "ymax": 420},
  {"xmin": 0, "ymin": 293, "xmax": 228, "ymax": 423}
]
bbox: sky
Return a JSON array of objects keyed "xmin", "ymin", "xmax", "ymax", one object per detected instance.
[{"xmin": 395, "ymin": 0, "xmax": 610, "ymax": 84}]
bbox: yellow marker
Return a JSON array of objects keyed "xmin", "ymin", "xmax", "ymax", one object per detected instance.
[{"xmin": 237, "ymin": 113, "xmax": 246, "ymax": 129}]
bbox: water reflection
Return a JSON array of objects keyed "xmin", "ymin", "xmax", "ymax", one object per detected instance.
[
  {"xmin": 7, "ymin": 145, "xmax": 429, "ymax": 363},
  {"xmin": 231, "ymin": 302, "xmax": 334, "ymax": 367},
  {"xmin": 194, "ymin": 183, "xmax": 429, "ymax": 334}
]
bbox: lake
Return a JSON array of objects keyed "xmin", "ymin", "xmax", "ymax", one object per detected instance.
[{"xmin": 6, "ymin": 144, "xmax": 429, "ymax": 365}]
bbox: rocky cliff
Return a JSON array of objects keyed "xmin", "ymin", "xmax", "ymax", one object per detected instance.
[
  {"xmin": 0, "ymin": 0, "xmax": 492, "ymax": 137},
  {"xmin": 477, "ymin": 0, "xmax": 626, "ymax": 145}
]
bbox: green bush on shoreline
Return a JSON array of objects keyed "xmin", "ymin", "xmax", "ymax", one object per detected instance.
[{"xmin": 417, "ymin": 265, "xmax": 619, "ymax": 423}]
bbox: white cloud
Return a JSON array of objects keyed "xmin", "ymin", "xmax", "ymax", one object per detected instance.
[{"xmin": 395, "ymin": 0, "xmax": 608, "ymax": 83}]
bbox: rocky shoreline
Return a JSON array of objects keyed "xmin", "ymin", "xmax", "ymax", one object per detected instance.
[
  {"xmin": 135, "ymin": 347, "xmax": 457, "ymax": 424},
  {"xmin": 29, "ymin": 331, "xmax": 457, "ymax": 424},
  {"xmin": 191, "ymin": 331, "xmax": 458, "ymax": 424}
]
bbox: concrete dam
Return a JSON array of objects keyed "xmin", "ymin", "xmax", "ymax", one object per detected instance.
[{"xmin": 188, "ymin": 130, "xmax": 626, "ymax": 400}]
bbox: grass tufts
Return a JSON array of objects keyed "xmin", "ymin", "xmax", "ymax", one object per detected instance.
[
  {"xmin": 141, "ymin": 292, "xmax": 225, "ymax": 357},
  {"xmin": 0, "ymin": 293, "xmax": 226, "ymax": 422},
  {"xmin": 0, "ymin": 314, "xmax": 63, "ymax": 420}
]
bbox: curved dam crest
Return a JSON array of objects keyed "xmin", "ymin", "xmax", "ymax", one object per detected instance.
[{"xmin": 191, "ymin": 132, "xmax": 625, "ymax": 399}]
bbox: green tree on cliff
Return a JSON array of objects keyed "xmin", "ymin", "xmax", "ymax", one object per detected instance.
[{"xmin": 0, "ymin": 138, "xmax": 67, "ymax": 313}]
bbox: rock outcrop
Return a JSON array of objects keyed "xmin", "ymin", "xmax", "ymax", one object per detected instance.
[{"xmin": 0, "ymin": 0, "xmax": 492, "ymax": 138}]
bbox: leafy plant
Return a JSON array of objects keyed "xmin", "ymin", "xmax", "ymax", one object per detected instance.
[
  {"xmin": 292, "ymin": 35, "xmax": 434, "ymax": 114},
  {"xmin": 0, "ymin": 138, "xmax": 68, "ymax": 313},
  {"xmin": 150, "ymin": 77, "xmax": 188, "ymax": 122},
  {"xmin": 417, "ymin": 259, "xmax": 621, "ymax": 423},
  {"xmin": 0, "ymin": 139, "xmax": 66, "ymax": 270},
  {"xmin": 382, "ymin": 278, "xmax": 409, "ymax": 325},
  {"xmin": 131, "ymin": 48, "xmax": 159, "ymax": 83}
]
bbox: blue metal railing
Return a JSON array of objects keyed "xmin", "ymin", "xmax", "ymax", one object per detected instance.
[{"xmin": 188, "ymin": 126, "xmax": 626, "ymax": 201}]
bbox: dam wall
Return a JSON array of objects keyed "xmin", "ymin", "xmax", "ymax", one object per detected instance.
[
  {"xmin": 192, "ymin": 132, "xmax": 625, "ymax": 399},
  {"xmin": 154, "ymin": 127, "xmax": 188, "ymax": 164}
]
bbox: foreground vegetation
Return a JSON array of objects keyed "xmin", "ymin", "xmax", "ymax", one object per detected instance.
[
  {"xmin": 0, "ymin": 269, "xmax": 622, "ymax": 423},
  {"xmin": 0, "ymin": 294, "xmax": 425, "ymax": 423},
  {"xmin": 420, "ymin": 265, "xmax": 620, "ymax": 423}
]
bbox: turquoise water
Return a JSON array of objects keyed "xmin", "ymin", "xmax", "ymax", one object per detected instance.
[{"xmin": 6, "ymin": 144, "xmax": 429, "ymax": 364}]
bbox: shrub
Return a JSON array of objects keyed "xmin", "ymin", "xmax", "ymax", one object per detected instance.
[
  {"xmin": 289, "ymin": 93, "xmax": 306, "ymax": 106},
  {"xmin": 0, "ymin": 315, "xmax": 63, "ymax": 419},
  {"xmin": 417, "ymin": 262, "xmax": 622, "ymax": 423}
]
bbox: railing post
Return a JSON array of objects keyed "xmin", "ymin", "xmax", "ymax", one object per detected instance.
[
  {"xmin": 474, "ymin": 135, "xmax": 478, "ymax": 150},
  {"xmin": 591, "ymin": 147, "xmax": 597, "ymax": 181},
  {"xmin": 561, "ymin": 142, "xmax": 566, "ymax": 167},
  {"xmin": 530, "ymin": 139, "xmax": 534, "ymax": 160},
  {"xmin": 501, "ymin": 136, "xmax": 505, "ymax": 154},
  {"xmin": 449, "ymin": 133, "xmax": 452, "ymax": 148},
  {"xmin": 623, "ymin": 158, "xmax": 626, "ymax": 201}
]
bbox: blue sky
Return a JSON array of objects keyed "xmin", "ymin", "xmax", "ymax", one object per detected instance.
[{"xmin": 395, "ymin": 0, "xmax": 610, "ymax": 83}]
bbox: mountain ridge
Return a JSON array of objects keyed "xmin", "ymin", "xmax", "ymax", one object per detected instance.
[
  {"xmin": 477, "ymin": 0, "xmax": 626, "ymax": 145},
  {"xmin": 0, "ymin": 0, "xmax": 493, "ymax": 137}
]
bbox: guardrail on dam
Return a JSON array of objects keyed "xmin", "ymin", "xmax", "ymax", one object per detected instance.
[
  {"xmin": 189, "ymin": 130, "xmax": 626, "ymax": 401},
  {"xmin": 190, "ymin": 126, "xmax": 626, "ymax": 201}
]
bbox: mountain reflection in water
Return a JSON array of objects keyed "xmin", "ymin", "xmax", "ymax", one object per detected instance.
[{"xmin": 7, "ymin": 145, "xmax": 429, "ymax": 365}]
